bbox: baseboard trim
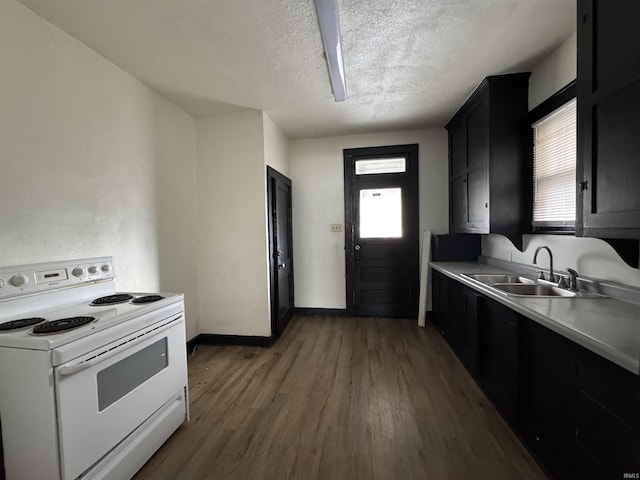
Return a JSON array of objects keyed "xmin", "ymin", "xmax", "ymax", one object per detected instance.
[
  {"xmin": 187, "ymin": 333, "xmax": 274, "ymax": 351},
  {"xmin": 294, "ymin": 307, "xmax": 349, "ymax": 317}
]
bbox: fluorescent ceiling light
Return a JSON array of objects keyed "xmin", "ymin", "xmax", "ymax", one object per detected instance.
[{"xmin": 313, "ymin": 0, "xmax": 347, "ymax": 102}]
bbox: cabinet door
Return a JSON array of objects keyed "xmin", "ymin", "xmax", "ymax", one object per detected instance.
[
  {"xmin": 577, "ymin": 0, "xmax": 640, "ymax": 237},
  {"xmin": 445, "ymin": 283, "xmax": 481, "ymax": 376},
  {"xmin": 521, "ymin": 320, "xmax": 578, "ymax": 479},
  {"xmin": 466, "ymin": 99, "xmax": 489, "ymax": 231},
  {"xmin": 479, "ymin": 298, "xmax": 519, "ymax": 423},
  {"xmin": 450, "ymin": 176, "xmax": 468, "ymax": 232},
  {"xmin": 449, "ymin": 120, "xmax": 469, "ymax": 233},
  {"xmin": 467, "ymin": 169, "xmax": 488, "ymax": 231},
  {"xmin": 575, "ymin": 346, "xmax": 640, "ymax": 476},
  {"xmin": 467, "ymin": 100, "xmax": 489, "ymax": 169},
  {"xmin": 450, "ymin": 121, "xmax": 467, "ymax": 178},
  {"xmin": 448, "ymin": 281, "xmax": 465, "ymax": 353},
  {"xmin": 461, "ymin": 288, "xmax": 481, "ymax": 375}
]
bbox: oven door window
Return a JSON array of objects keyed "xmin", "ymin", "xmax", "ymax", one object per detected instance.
[{"xmin": 97, "ymin": 338, "xmax": 168, "ymax": 411}]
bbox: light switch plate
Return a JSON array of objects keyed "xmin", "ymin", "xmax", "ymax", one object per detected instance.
[{"xmin": 331, "ymin": 223, "xmax": 343, "ymax": 232}]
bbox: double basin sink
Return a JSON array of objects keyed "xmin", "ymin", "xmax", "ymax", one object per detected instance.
[{"xmin": 461, "ymin": 273, "xmax": 606, "ymax": 299}]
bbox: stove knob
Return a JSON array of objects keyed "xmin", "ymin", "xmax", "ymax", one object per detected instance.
[
  {"xmin": 101, "ymin": 264, "xmax": 110, "ymax": 273},
  {"xmin": 88, "ymin": 266, "xmax": 98, "ymax": 274},
  {"xmin": 10, "ymin": 274, "xmax": 28, "ymax": 287},
  {"xmin": 72, "ymin": 267, "xmax": 84, "ymax": 277}
]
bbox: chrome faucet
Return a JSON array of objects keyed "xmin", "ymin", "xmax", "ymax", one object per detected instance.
[{"xmin": 533, "ymin": 245, "xmax": 555, "ymax": 282}]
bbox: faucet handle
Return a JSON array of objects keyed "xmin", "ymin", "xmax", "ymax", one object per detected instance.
[
  {"xmin": 557, "ymin": 276, "xmax": 568, "ymax": 289},
  {"xmin": 567, "ymin": 268, "xmax": 579, "ymax": 291},
  {"xmin": 537, "ymin": 270, "xmax": 546, "ymax": 281}
]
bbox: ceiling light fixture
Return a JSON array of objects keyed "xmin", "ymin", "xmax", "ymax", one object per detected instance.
[{"xmin": 313, "ymin": 0, "xmax": 347, "ymax": 102}]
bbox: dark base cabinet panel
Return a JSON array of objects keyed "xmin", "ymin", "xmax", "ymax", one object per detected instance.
[
  {"xmin": 576, "ymin": 346, "xmax": 640, "ymax": 477},
  {"xmin": 577, "ymin": 393, "xmax": 640, "ymax": 478},
  {"xmin": 576, "ymin": 347, "xmax": 640, "ymax": 434},
  {"xmin": 461, "ymin": 289, "xmax": 481, "ymax": 375},
  {"xmin": 431, "ymin": 272, "xmax": 640, "ymax": 479},
  {"xmin": 576, "ymin": 447, "xmax": 618, "ymax": 480},
  {"xmin": 521, "ymin": 320, "xmax": 577, "ymax": 480},
  {"xmin": 448, "ymin": 282, "xmax": 481, "ymax": 376},
  {"xmin": 478, "ymin": 298, "xmax": 519, "ymax": 424}
]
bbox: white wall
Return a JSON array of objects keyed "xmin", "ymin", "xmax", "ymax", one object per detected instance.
[
  {"xmin": 290, "ymin": 129, "xmax": 448, "ymax": 308},
  {"xmin": 0, "ymin": 0, "xmax": 201, "ymax": 339},
  {"xmin": 196, "ymin": 111, "xmax": 271, "ymax": 336},
  {"xmin": 483, "ymin": 31, "xmax": 640, "ymax": 288},
  {"xmin": 529, "ymin": 32, "xmax": 577, "ymax": 110},
  {"xmin": 263, "ymin": 112, "xmax": 290, "ymax": 177}
]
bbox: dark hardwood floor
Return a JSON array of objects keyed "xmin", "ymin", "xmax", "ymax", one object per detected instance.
[{"xmin": 134, "ymin": 315, "xmax": 546, "ymax": 480}]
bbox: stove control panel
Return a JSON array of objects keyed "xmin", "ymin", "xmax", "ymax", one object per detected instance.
[
  {"xmin": 35, "ymin": 268, "xmax": 68, "ymax": 284},
  {"xmin": 0, "ymin": 257, "xmax": 115, "ymax": 300}
]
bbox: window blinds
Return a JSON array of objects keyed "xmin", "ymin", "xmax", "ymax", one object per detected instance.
[{"xmin": 532, "ymin": 98, "xmax": 577, "ymax": 227}]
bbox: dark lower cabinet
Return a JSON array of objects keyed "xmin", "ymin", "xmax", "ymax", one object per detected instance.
[
  {"xmin": 575, "ymin": 347, "xmax": 640, "ymax": 478},
  {"xmin": 478, "ymin": 297, "xmax": 519, "ymax": 424},
  {"xmin": 521, "ymin": 320, "xmax": 577, "ymax": 479},
  {"xmin": 430, "ymin": 271, "xmax": 640, "ymax": 479},
  {"xmin": 449, "ymin": 282, "xmax": 481, "ymax": 376}
]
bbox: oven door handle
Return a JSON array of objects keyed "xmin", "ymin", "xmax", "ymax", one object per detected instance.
[{"xmin": 57, "ymin": 315, "xmax": 182, "ymax": 377}]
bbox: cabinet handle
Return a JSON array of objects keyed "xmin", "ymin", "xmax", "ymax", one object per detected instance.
[{"xmin": 509, "ymin": 320, "xmax": 516, "ymax": 329}]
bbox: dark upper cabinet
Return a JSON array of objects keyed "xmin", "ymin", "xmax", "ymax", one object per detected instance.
[
  {"xmin": 577, "ymin": 0, "xmax": 640, "ymax": 238},
  {"xmin": 446, "ymin": 73, "xmax": 531, "ymax": 250},
  {"xmin": 478, "ymin": 297, "xmax": 520, "ymax": 424}
]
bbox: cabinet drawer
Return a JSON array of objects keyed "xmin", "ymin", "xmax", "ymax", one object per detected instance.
[{"xmin": 576, "ymin": 347, "xmax": 640, "ymax": 434}]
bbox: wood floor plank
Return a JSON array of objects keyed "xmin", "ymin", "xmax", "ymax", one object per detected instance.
[{"xmin": 134, "ymin": 315, "xmax": 546, "ymax": 480}]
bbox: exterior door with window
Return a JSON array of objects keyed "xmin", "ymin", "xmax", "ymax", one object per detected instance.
[{"xmin": 344, "ymin": 145, "xmax": 419, "ymax": 318}]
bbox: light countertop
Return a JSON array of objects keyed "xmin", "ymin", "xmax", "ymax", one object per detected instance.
[{"xmin": 431, "ymin": 261, "xmax": 640, "ymax": 375}]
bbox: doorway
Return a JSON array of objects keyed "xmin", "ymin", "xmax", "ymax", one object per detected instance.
[
  {"xmin": 344, "ymin": 144, "xmax": 419, "ymax": 317},
  {"xmin": 267, "ymin": 166, "xmax": 294, "ymax": 338}
]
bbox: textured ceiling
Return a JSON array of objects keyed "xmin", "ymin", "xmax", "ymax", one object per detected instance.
[{"xmin": 17, "ymin": 0, "xmax": 575, "ymax": 139}]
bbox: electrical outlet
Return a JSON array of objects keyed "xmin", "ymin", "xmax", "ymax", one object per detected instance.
[{"xmin": 331, "ymin": 223, "xmax": 343, "ymax": 232}]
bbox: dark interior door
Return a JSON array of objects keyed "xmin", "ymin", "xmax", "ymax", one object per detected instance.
[
  {"xmin": 267, "ymin": 167, "xmax": 294, "ymax": 338},
  {"xmin": 344, "ymin": 145, "xmax": 419, "ymax": 318}
]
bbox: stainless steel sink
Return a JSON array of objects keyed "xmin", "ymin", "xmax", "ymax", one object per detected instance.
[
  {"xmin": 492, "ymin": 283, "xmax": 576, "ymax": 297},
  {"xmin": 460, "ymin": 272, "xmax": 608, "ymax": 299},
  {"xmin": 461, "ymin": 273, "xmax": 535, "ymax": 285}
]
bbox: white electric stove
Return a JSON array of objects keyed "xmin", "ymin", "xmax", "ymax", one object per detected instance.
[{"xmin": 0, "ymin": 257, "xmax": 189, "ymax": 480}]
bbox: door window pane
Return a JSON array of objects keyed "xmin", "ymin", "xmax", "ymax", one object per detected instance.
[
  {"xmin": 355, "ymin": 158, "xmax": 406, "ymax": 175},
  {"xmin": 359, "ymin": 188, "xmax": 402, "ymax": 238}
]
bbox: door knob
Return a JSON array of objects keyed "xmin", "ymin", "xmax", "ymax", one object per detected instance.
[
  {"xmin": 354, "ymin": 245, "xmax": 361, "ymax": 251},
  {"xmin": 278, "ymin": 262, "xmax": 286, "ymax": 269}
]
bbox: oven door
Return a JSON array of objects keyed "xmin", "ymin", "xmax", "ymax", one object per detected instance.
[{"xmin": 54, "ymin": 313, "xmax": 187, "ymax": 480}]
